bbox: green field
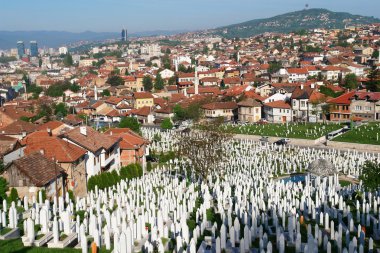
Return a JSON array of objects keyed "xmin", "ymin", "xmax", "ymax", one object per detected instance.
[
  {"xmin": 223, "ymin": 123, "xmax": 343, "ymax": 140},
  {"xmin": 0, "ymin": 239, "xmax": 113, "ymax": 253},
  {"xmin": 333, "ymin": 122, "xmax": 380, "ymax": 145},
  {"xmin": 0, "ymin": 239, "xmax": 79, "ymax": 253}
]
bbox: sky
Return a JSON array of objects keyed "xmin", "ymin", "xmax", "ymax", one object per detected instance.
[{"xmin": 1, "ymin": 0, "xmax": 380, "ymax": 33}]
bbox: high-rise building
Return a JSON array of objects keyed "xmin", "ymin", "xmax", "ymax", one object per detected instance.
[
  {"xmin": 121, "ymin": 28, "xmax": 127, "ymax": 42},
  {"xmin": 30, "ymin": 41, "xmax": 38, "ymax": 57},
  {"xmin": 17, "ymin": 41, "xmax": 25, "ymax": 58}
]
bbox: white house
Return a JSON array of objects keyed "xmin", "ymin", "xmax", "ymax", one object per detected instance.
[
  {"xmin": 263, "ymin": 101, "xmax": 292, "ymax": 123},
  {"xmin": 61, "ymin": 126, "xmax": 121, "ymax": 177},
  {"xmin": 286, "ymin": 68, "xmax": 309, "ymax": 83},
  {"xmin": 159, "ymin": 69, "xmax": 175, "ymax": 79}
]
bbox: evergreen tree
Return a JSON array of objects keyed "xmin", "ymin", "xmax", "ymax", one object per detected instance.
[
  {"xmin": 154, "ymin": 73, "xmax": 165, "ymax": 90},
  {"xmin": 143, "ymin": 76, "xmax": 153, "ymax": 92},
  {"xmin": 63, "ymin": 53, "xmax": 73, "ymax": 67}
]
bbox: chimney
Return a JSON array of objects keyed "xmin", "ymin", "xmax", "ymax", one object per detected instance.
[
  {"xmin": 311, "ymin": 83, "xmax": 315, "ymax": 89},
  {"xmin": 40, "ymin": 149, "xmax": 45, "ymax": 155},
  {"xmin": 47, "ymin": 128, "xmax": 52, "ymax": 136},
  {"xmin": 300, "ymin": 84, "xmax": 304, "ymax": 90},
  {"xmin": 21, "ymin": 131, "xmax": 27, "ymax": 138},
  {"xmin": 110, "ymin": 131, "xmax": 113, "ymax": 136},
  {"xmin": 80, "ymin": 126, "xmax": 87, "ymax": 136}
]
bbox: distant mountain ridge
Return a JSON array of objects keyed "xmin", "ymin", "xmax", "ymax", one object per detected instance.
[
  {"xmin": 0, "ymin": 30, "xmax": 186, "ymax": 50},
  {"xmin": 212, "ymin": 8, "xmax": 380, "ymax": 38}
]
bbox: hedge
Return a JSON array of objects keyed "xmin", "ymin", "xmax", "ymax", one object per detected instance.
[{"xmin": 87, "ymin": 163, "xmax": 143, "ymax": 192}]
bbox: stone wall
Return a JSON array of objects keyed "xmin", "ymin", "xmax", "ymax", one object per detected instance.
[
  {"xmin": 234, "ymin": 134, "xmax": 326, "ymax": 146},
  {"xmin": 327, "ymin": 140, "xmax": 380, "ymax": 152}
]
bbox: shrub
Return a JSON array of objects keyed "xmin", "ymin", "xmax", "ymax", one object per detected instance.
[
  {"xmin": 8, "ymin": 188, "xmax": 19, "ymax": 203},
  {"xmin": 87, "ymin": 163, "xmax": 143, "ymax": 192}
]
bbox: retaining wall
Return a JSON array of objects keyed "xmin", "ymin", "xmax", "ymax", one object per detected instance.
[{"xmin": 326, "ymin": 141, "xmax": 380, "ymax": 152}]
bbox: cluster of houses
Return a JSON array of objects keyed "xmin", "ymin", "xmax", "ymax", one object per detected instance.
[
  {"xmin": 0, "ymin": 23, "xmax": 380, "ymax": 199},
  {"xmin": 0, "ymin": 104, "xmax": 148, "ymax": 198}
]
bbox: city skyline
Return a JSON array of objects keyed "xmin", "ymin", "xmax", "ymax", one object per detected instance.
[{"xmin": 1, "ymin": 0, "xmax": 380, "ymax": 33}]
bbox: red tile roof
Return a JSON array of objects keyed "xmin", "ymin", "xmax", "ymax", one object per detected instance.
[
  {"xmin": 327, "ymin": 91, "xmax": 356, "ymax": 105},
  {"xmin": 9, "ymin": 152, "xmax": 65, "ymax": 187},
  {"xmin": 202, "ymin": 102, "xmax": 238, "ymax": 110},
  {"xmin": 264, "ymin": 100, "xmax": 291, "ymax": 109},
  {"xmin": 133, "ymin": 92, "xmax": 154, "ymax": 99},
  {"xmin": 24, "ymin": 136, "xmax": 87, "ymax": 163},
  {"xmin": 61, "ymin": 126, "xmax": 120, "ymax": 153}
]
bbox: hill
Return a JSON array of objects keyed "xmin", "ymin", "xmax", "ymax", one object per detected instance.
[{"xmin": 212, "ymin": 8, "xmax": 380, "ymax": 38}]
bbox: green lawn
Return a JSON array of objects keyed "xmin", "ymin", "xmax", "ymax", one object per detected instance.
[
  {"xmin": 0, "ymin": 239, "xmax": 112, "ymax": 253},
  {"xmin": 0, "ymin": 239, "xmax": 80, "ymax": 253},
  {"xmin": 223, "ymin": 123, "xmax": 343, "ymax": 140},
  {"xmin": 333, "ymin": 122, "xmax": 380, "ymax": 145}
]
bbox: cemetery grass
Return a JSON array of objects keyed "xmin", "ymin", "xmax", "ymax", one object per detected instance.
[
  {"xmin": 333, "ymin": 122, "xmax": 380, "ymax": 145},
  {"xmin": 224, "ymin": 123, "xmax": 343, "ymax": 140},
  {"xmin": 0, "ymin": 239, "xmax": 113, "ymax": 253}
]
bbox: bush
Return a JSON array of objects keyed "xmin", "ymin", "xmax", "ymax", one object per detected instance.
[
  {"xmin": 67, "ymin": 190, "xmax": 75, "ymax": 203},
  {"xmin": 147, "ymin": 162, "xmax": 153, "ymax": 172},
  {"xmin": 87, "ymin": 163, "xmax": 143, "ymax": 192},
  {"xmin": 161, "ymin": 118, "xmax": 173, "ymax": 130},
  {"xmin": 8, "ymin": 188, "xmax": 19, "ymax": 203},
  {"xmin": 0, "ymin": 177, "xmax": 8, "ymax": 203}
]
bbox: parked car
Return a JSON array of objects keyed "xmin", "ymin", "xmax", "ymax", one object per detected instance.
[{"xmin": 274, "ymin": 138, "xmax": 290, "ymax": 145}]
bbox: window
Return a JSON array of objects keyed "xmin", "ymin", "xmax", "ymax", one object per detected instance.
[
  {"xmin": 355, "ymin": 106, "xmax": 362, "ymax": 111},
  {"xmin": 293, "ymin": 100, "xmax": 296, "ymax": 106},
  {"xmin": 301, "ymin": 101, "xmax": 306, "ymax": 107},
  {"xmin": 365, "ymin": 106, "xmax": 371, "ymax": 111}
]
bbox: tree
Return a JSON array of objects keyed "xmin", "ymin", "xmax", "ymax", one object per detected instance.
[
  {"xmin": 372, "ymin": 50, "xmax": 379, "ymax": 59},
  {"xmin": 107, "ymin": 75, "xmax": 124, "ymax": 86},
  {"xmin": 143, "ymin": 76, "xmax": 153, "ymax": 92},
  {"xmin": 367, "ymin": 67, "xmax": 380, "ymax": 92},
  {"xmin": 8, "ymin": 188, "xmax": 19, "ymax": 203},
  {"xmin": 178, "ymin": 64, "xmax": 188, "ymax": 73},
  {"xmin": 161, "ymin": 118, "xmax": 173, "ymax": 129},
  {"xmin": 176, "ymin": 118, "xmax": 232, "ymax": 180},
  {"xmin": 119, "ymin": 117, "xmax": 141, "ymax": 133},
  {"xmin": 154, "ymin": 73, "xmax": 165, "ymax": 90},
  {"xmin": 344, "ymin": 73, "xmax": 358, "ymax": 90},
  {"xmin": 54, "ymin": 103, "xmax": 68, "ymax": 117},
  {"xmin": 0, "ymin": 177, "xmax": 8, "ymax": 203},
  {"xmin": 102, "ymin": 89, "xmax": 111, "ymax": 96},
  {"xmin": 63, "ymin": 53, "xmax": 73, "ymax": 67},
  {"xmin": 173, "ymin": 103, "xmax": 203, "ymax": 122},
  {"xmin": 359, "ymin": 161, "xmax": 380, "ymax": 191},
  {"xmin": 69, "ymin": 83, "xmax": 80, "ymax": 92},
  {"xmin": 268, "ymin": 61, "xmax": 282, "ymax": 74},
  {"xmin": 168, "ymin": 75, "xmax": 177, "ymax": 86}
]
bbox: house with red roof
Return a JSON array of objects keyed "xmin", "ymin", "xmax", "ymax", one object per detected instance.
[
  {"xmin": 22, "ymin": 132, "xmax": 88, "ymax": 196},
  {"xmin": 327, "ymin": 91, "xmax": 356, "ymax": 121},
  {"xmin": 263, "ymin": 101, "xmax": 292, "ymax": 123},
  {"xmin": 286, "ymin": 68, "xmax": 309, "ymax": 83},
  {"xmin": 350, "ymin": 92, "xmax": 380, "ymax": 121},
  {"xmin": 201, "ymin": 102, "xmax": 238, "ymax": 121},
  {"xmin": 104, "ymin": 128, "xmax": 148, "ymax": 167}
]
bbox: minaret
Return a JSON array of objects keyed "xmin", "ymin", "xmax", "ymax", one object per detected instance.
[
  {"xmin": 194, "ymin": 66, "xmax": 199, "ymax": 95},
  {"xmin": 175, "ymin": 58, "xmax": 179, "ymax": 72},
  {"xmin": 237, "ymin": 51, "xmax": 240, "ymax": 63},
  {"xmin": 94, "ymin": 83, "xmax": 98, "ymax": 100}
]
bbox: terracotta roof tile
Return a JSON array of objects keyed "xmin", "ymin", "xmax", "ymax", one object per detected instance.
[{"xmin": 9, "ymin": 152, "xmax": 65, "ymax": 187}]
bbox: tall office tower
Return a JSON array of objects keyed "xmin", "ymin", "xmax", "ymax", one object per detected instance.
[
  {"xmin": 30, "ymin": 41, "xmax": 38, "ymax": 57},
  {"xmin": 17, "ymin": 41, "xmax": 25, "ymax": 58},
  {"xmin": 121, "ymin": 29, "xmax": 126, "ymax": 41}
]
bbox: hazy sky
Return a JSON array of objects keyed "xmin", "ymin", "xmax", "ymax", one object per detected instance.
[{"xmin": 1, "ymin": 0, "xmax": 379, "ymax": 33}]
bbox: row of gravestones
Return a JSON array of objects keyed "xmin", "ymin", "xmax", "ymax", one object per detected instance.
[{"xmin": 1, "ymin": 128, "xmax": 380, "ymax": 253}]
